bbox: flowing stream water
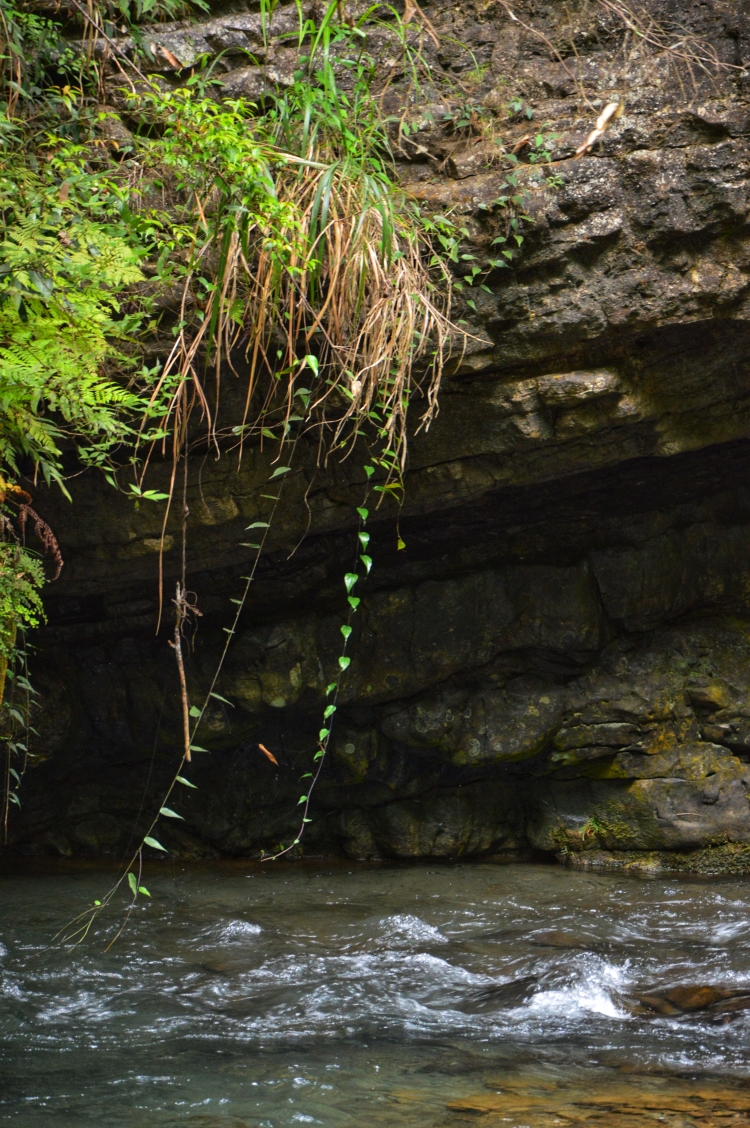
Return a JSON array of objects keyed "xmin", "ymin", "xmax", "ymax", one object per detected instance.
[{"xmin": 3, "ymin": 860, "xmax": 750, "ymax": 1126}]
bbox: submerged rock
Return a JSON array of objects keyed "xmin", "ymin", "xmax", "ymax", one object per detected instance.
[
  {"xmin": 456, "ymin": 975, "xmax": 539, "ymax": 1014},
  {"xmin": 447, "ymin": 1076, "xmax": 750, "ymax": 1126},
  {"xmin": 633, "ymin": 985, "xmax": 750, "ymax": 1018}
]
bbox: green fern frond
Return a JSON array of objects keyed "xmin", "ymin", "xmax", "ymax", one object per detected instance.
[{"xmin": 0, "ymin": 160, "xmax": 147, "ymax": 485}]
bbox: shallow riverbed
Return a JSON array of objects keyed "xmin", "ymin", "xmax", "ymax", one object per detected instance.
[{"xmin": 3, "ymin": 860, "xmax": 750, "ymax": 1126}]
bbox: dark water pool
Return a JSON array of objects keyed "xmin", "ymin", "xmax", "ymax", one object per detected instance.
[{"xmin": 3, "ymin": 861, "xmax": 750, "ymax": 1125}]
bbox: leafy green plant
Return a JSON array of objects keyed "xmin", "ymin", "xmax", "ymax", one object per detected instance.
[
  {"xmin": 1, "ymin": 637, "xmax": 38, "ymax": 841},
  {"xmin": 526, "ymin": 129, "xmax": 560, "ymax": 164},
  {"xmin": 1, "ymin": 0, "xmax": 64, "ymax": 123},
  {"xmin": 2, "ymin": 0, "xmax": 571, "ymax": 918},
  {"xmin": 582, "ymin": 816, "xmax": 606, "ymax": 841},
  {"xmin": 28, "ymin": 0, "xmax": 464, "ymax": 927},
  {"xmin": 0, "ymin": 153, "xmax": 148, "ymax": 491},
  {"xmin": 0, "ymin": 492, "xmax": 50, "ymax": 838},
  {"xmin": 101, "ymin": 0, "xmax": 208, "ymax": 26},
  {"xmin": 130, "ymin": 8, "xmax": 456, "ymax": 478},
  {"xmin": 507, "ymin": 97, "xmax": 534, "ymax": 121},
  {"xmin": 442, "ymin": 99, "xmax": 489, "ymax": 136},
  {"xmin": 0, "ymin": 543, "xmax": 44, "ymax": 653},
  {"xmin": 0, "ymin": 62, "xmax": 161, "ymax": 835}
]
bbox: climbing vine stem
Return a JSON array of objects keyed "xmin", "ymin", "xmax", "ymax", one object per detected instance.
[
  {"xmin": 265, "ymin": 387, "xmax": 405, "ymax": 859},
  {"xmin": 1, "ymin": 638, "xmax": 34, "ymax": 845},
  {"xmin": 264, "ymin": 481, "xmax": 373, "ymax": 861},
  {"xmin": 54, "ymin": 439, "xmax": 300, "ymax": 946}
]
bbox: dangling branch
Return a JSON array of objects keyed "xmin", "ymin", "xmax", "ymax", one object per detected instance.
[{"xmin": 169, "ymin": 582, "xmax": 195, "ymax": 762}]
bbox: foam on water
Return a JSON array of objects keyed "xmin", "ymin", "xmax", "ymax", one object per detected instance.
[
  {"xmin": 526, "ymin": 955, "xmax": 630, "ymax": 1021},
  {"xmin": 375, "ymin": 913, "xmax": 449, "ymax": 947},
  {"xmin": 194, "ymin": 918, "xmax": 263, "ymax": 946},
  {"xmin": 4, "ymin": 861, "xmax": 750, "ymax": 1126}
]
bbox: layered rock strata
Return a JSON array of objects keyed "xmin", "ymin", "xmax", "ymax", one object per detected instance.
[{"xmin": 6, "ymin": 0, "xmax": 750, "ymax": 871}]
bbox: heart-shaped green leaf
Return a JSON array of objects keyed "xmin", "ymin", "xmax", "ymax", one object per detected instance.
[
  {"xmin": 209, "ymin": 692, "xmax": 233, "ymax": 706},
  {"xmin": 160, "ymin": 806, "xmax": 183, "ymax": 820}
]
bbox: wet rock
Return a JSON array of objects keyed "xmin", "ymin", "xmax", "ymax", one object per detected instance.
[
  {"xmin": 528, "ymin": 747, "xmax": 750, "ymax": 853},
  {"xmin": 634, "ymin": 985, "xmax": 750, "ymax": 1019},
  {"xmin": 335, "ymin": 778, "xmax": 525, "ymax": 860},
  {"xmin": 457, "ymin": 975, "xmax": 539, "ymax": 1014},
  {"xmin": 528, "ymin": 930, "xmax": 601, "ymax": 951},
  {"xmin": 559, "ymin": 843, "xmax": 750, "ymax": 877}
]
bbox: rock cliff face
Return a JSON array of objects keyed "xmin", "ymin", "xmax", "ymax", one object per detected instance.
[{"xmin": 7, "ymin": 0, "xmax": 750, "ymax": 872}]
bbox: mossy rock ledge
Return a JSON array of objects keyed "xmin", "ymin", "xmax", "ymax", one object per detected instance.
[{"xmin": 7, "ymin": 0, "xmax": 750, "ymax": 870}]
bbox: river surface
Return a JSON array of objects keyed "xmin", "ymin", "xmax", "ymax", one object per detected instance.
[{"xmin": 3, "ymin": 860, "xmax": 750, "ymax": 1126}]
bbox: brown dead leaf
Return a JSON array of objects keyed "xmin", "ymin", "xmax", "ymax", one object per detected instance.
[
  {"xmin": 575, "ymin": 101, "xmax": 624, "ymax": 157},
  {"xmin": 258, "ymin": 743, "xmax": 279, "ymax": 766},
  {"xmin": 511, "ymin": 134, "xmax": 533, "ymax": 153},
  {"xmin": 152, "ymin": 42, "xmax": 182, "ymax": 69}
]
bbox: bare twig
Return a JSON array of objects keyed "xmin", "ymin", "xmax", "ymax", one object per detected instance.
[
  {"xmin": 169, "ymin": 583, "xmax": 192, "ymax": 763},
  {"xmin": 402, "ymin": 0, "xmax": 440, "ymax": 50}
]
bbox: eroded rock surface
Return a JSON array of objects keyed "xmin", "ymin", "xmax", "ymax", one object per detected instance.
[{"xmin": 6, "ymin": 0, "xmax": 750, "ymax": 869}]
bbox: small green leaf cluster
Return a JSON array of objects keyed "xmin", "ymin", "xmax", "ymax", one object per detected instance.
[
  {"xmin": 441, "ymin": 101, "xmax": 489, "ymax": 135},
  {"xmin": 456, "ymin": 170, "xmax": 542, "ymax": 310},
  {"xmin": 127, "ymin": 871, "xmax": 150, "ymax": 897}
]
